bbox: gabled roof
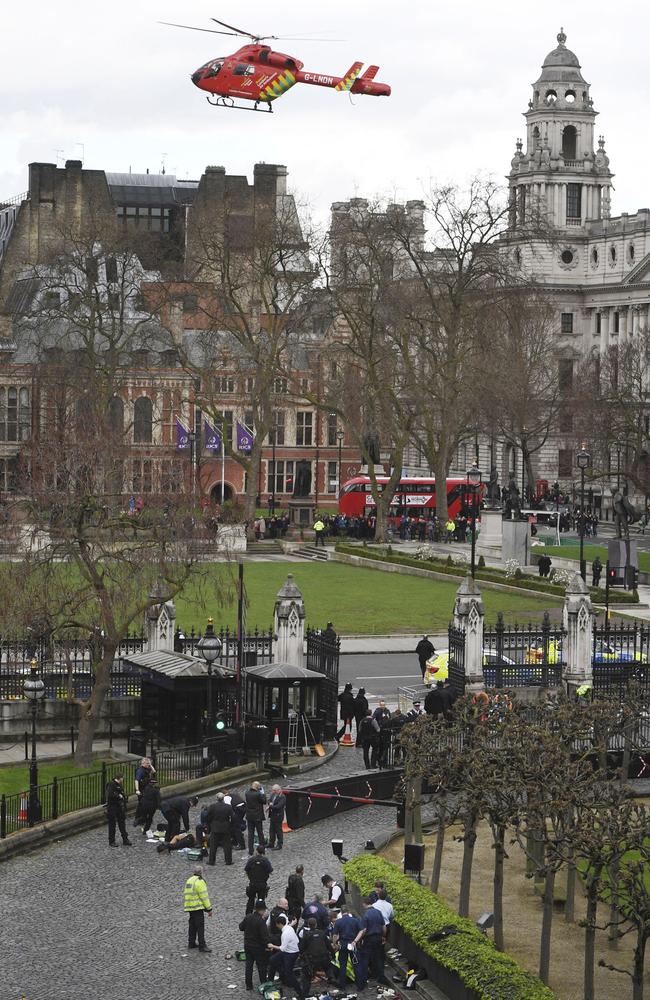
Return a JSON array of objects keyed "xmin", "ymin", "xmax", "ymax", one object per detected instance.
[{"xmin": 245, "ymin": 661, "xmax": 324, "ymax": 681}]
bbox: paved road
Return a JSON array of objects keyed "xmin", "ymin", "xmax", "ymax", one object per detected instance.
[
  {"xmin": 340, "ymin": 652, "xmax": 423, "ymax": 707},
  {"xmin": 0, "ymin": 749, "xmax": 400, "ymax": 1000}
]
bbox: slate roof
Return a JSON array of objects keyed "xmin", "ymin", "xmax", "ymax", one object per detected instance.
[
  {"xmin": 123, "ymin": 649, "xmax": 233, "ymax": 678},
  {"xmin": 245, "ymin": 661, "xmax": 324, "ymax": 681}
]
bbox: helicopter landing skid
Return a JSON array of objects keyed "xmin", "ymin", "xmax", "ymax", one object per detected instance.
[{"xmin": 206, "ymin": 95, "xmax": 273, "ymax": 113}]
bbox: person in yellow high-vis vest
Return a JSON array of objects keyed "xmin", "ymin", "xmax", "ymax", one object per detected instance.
[{"xmin": 183, "ymin": 866, "xmax": 212, "ymax": 952}]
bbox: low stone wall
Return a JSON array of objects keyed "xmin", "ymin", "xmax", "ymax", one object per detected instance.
[{"xmin": 0, "ymin": 696, "xmax": 139, "ymax": 737}]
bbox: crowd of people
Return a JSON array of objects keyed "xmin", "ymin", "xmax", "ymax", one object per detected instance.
[{"xmin": 104, "ymin": 760, "xmax": 397, "ymax": 997}]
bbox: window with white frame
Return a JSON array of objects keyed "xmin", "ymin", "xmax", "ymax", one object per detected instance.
[
  {"xmin": 327, "ymin": 460, "xmax": 338, "ymax": 493},
  {"xmin": 296, "ymin": 411, "xmax": 313, "ymax": 446},
  {"xmin": 0, "ymin": 387, "xmax": 30, "ymax": 442}
]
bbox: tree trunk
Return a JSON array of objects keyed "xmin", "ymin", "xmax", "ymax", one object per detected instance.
[
  {"xmin": 430, "ymin": 803, "xmax": 446, "ymax": 892},
  {"xmin": 434, "ymin": 448, "xmax": 451, "ymax": 527},
  {"xmin": 565, "ymin": 846, "xmax": 576, "ymax": 923},
  {"xmin": 632, "ymin": 931, "xmax": 647, "ymax": 1000},
  {"xmin": 412, "ymin": 777, "xmax": 423, "ymax": 843},
  {"xmin": 243, "ymin": 449, "xmax": 259, "ymax": 539},
  {"xmin": 583, "ymin": 879, "xmax": 598, "ymax": 1000},
  {"xmin": 539, "ymin": 868, "xmax": 556, "ymax": 985},
  {"xmin": 608, "ymin": 859, "xmax": 620, "ymax": 947},
  {"xmin": 458, "ymin": 812, "xmax": 478, "ymax": 918},
  {"xmin": 74, "ymin": 645, "xmax": 116, "ymax": 767},
  {"xmin": 493, "ymin": 824, "xmax": 506, "ymax": 951}
]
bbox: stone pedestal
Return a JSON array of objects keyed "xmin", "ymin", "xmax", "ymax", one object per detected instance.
[
  {"xmin": 563, "ymin": 574, "xmax": 594, "ymax": 695},
  {"xmin": 273, "ymin": 573, "xmax": 306, "ymax": 667},
  {"xmin": 453, "ymin": 575, "xmax": 485, "ymax": 692},
  {"xmin": 502, "ymin": 518, "xmax": 530, "ymax": 566},
  {"xmin": 476, "ymin": 508, "xmax": 503, "ymax": 561},
  {"xmin": 145, "ymin": 582, "xmax": 176, "ymax": 653},
  {"xmin": 288, "ymin": 497, "xmax": 315, "ymax": 527}
]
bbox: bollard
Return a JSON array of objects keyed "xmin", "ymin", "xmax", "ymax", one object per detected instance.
[{"xmin": 70, "ymin": 727, "xmax": 75, "ymax": 755}]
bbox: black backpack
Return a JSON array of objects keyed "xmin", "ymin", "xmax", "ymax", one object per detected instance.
[{"xmin": 249, "ymin": 857, "xmax": 268, "ymax": 886}]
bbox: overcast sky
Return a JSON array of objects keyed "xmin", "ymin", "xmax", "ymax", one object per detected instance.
[{"xmin": 3, "ymin": 1, "xmax": 650, "ymax": 222}]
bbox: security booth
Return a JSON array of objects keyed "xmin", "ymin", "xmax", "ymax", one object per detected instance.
[
  {"xmin": 122, "ymin": 649, "xmax": 238, "ymax": 747},
  {"xmin": 243, "ymin": 661, "xmax": 326, "ymax": 746}
]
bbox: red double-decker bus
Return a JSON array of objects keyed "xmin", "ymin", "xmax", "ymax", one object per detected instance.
[{"xmin": 338, "ymin": 475, "xmax": 482, "ymax": 521}]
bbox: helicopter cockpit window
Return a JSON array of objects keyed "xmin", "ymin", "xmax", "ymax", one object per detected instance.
[
  {"xmin": 233, "ymin": 63, "xmax": 255, "ymax": 76},
  {"xmin": 205, "ymin": 60, "xmax": 223, "ymax": 78}
]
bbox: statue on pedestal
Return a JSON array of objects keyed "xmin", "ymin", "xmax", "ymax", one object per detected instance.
[
  {"xmin": 503, "ymin": 472, "xmax": 522, "ymax": 520},
  {"xmin": 486, "ymin": 466, "xmax": 501, "ymax": 508},
  {"xmin": 293, "ymin": 460, "xmax": 312, "ymax": 498}
]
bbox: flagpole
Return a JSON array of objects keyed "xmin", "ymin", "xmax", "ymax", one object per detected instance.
[{"xmin": 221, "ymin": 437, "xmax": 225, "ymax": 506}]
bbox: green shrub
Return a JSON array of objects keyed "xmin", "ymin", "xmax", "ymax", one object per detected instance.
[
  {"xmin": 514, "ymin": 568, "xmax": 523, "ymax": 579},
  {"xmin": 477, "ymin": 555, "xmax": 486, "ymax": 569},
  {"xmin": 333, "ymin": 544, "xmax": 638, "ymax": 604},
  {"xmin": 344, "ymin": 855, "xmax": 557, "ymax": 1000}
]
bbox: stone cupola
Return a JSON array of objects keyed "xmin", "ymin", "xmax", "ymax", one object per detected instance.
[{"xmin": 508, "ymin": 29, "xmax": 614, "ymax": 231}]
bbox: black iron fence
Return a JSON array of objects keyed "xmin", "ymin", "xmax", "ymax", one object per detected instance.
[
  {"xmin": 175, "ymin": 626, "xmax": 274, "ymax": 671},
  {"xmin": 448, "ymin": 625, "xmax": 466, "ymax": 697},
  {"xmin": 0, "ymin": 625, "xmax": 274, "ymax": 702},
  {"xmin": 0, "ymin": 734, "xmax": 244, "ymax": 839},
  {"xmin": 592, "ymin": 623, "xmax": 650, "ymax": 696},
  {"xmin": 306, "ymin": 627, "xmax": 340, "ymax": 740},
  {"xmin": 482, "ymin": 612, "xmax": 565, "ymax": 688}
]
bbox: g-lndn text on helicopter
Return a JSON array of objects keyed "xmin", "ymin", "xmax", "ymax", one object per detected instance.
[{"xmin": 161, "ymin": 16, "xmax": 391, "ymax": 112}]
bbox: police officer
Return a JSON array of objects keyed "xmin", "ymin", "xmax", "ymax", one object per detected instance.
[
  {"xmin": 105, "ymin": 773, "xmax": 132, "ymax": 847},
  {"xmin": 161, "ymin": 794, "xmax": 198, "ymax": 843},
  {"xmin": 244, "ymin": 845, "xmax": 273, "ymax": 914},
  {"xmin": 183, "ymin": 865, "xmax": 212, "ymax": 952},
  {"xmin": 332, "ymin": 905, "xmax": 361, "ymax": 990},
  {"xmin": 206, "ymin": 791, "xmax": 234, "ymax": 866}
]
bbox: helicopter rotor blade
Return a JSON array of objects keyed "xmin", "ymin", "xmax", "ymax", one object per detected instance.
[
  {"xmin": 210, "ymin": 17, "xmax": 274, "ymax": 41},
  {"xmin": 158, "ymin": 20, "xmax": 241, "ymax": 37}
]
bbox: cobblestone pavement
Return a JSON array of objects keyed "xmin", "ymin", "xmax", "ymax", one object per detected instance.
[{"xmin": 1, "ymin": 748, "xmax": 400, "ymax": 1000}]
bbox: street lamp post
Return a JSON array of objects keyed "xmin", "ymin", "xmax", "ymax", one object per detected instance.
[
  {"xmin": 270, "ymin": 429, "xmax": 276, "ymax": 516},
  {"xmin": 197, "ymin": 618, "xmax": 222, "ymax": 735},
  {"xmin": 24, "ymin": 658, "xmax": 45, "ymax": 825},
  {"xmin": 467, "ymin": 463, "xmax": 482, "ymax": 579},
  {"xmin": 336, "ymin": 429, "xmax": 344, "ymax": 498},
  {"xmin": 576, "ymin": 446, "xmax": 591, "ymax": 583}
]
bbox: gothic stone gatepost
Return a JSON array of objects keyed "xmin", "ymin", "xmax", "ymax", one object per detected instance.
[
  {"xmin": 145, "ymin": 581, "xmax": 177, "ymax": 654},
  {"xmin": 562, "ymin": 573, "xmax": 594, "ymax": 696},
  {"xmin": 273, "ymin": 574, "xmax": 306, "ymax": 668},
  {"xmin": 453, "ymin": 575, "xmax": 485, "ymax": 692}
]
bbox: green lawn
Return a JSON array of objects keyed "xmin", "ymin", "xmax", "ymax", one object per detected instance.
[
  {"xmin": 535, "ymin": 542, "xmax": 650, "ymax": 573},
  {"xmin": 0, "ymin": 758, "xmax": 107, "ymax": 797},
  {"xmin": 174, "ymin": 562, "xmax": 561, "ymax": 634}
]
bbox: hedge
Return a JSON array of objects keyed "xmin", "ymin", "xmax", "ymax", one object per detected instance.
[
  {"xmin": 344, "ymin": 855, "xmax": 557, "ymax": 1000},
  {"xmin": 335, "ymin": 544, "xmax": 639, "ymax": 605}
]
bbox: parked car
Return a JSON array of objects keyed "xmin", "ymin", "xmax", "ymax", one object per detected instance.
[{"xmin": 424, "ymin": 649, "xmax": 515, "ymax": 685}]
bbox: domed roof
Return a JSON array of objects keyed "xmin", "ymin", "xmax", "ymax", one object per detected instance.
[
  {"xmin": 535, "ymin": 29, "xmax": 586, "ymax": 85},
  {"xmin": 543, "ymin": 29, "xmax": 580, "ymax": 68}
]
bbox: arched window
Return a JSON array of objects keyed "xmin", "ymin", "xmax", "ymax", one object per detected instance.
[
  {"xmin": 133, "ymin": 396, "xmax": 153, "ymax": 444},
  {"xmin": 107, "ymin": 395, "xmax": 124, "ymax": 436},
  {"xmin": 532, "ymin": 126, "xmax": 540, "ymax": 149},
  {"xmin": 562, "ymin": 125, "xmax": 577, "ymax": 160}
]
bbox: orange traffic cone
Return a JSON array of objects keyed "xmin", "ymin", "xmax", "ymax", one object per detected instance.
[
  {"xmin": 18, "ymin": 791, "xmax": 28, "ymax": 823},
  {"xmin": 282, "ymin": 819, "xmax": 292, "ymax": 834},
  {"xmin": 339, "ymin": 720, "xmax": 354, "ymax": 747},
  {"xmin": 273, "ymin": 728, "xmax": 281, "ymax": 744}
]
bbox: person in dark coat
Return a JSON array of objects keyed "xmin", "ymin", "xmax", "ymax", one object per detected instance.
[
  {"xmin": 299, "ymin": 917, "xmax": 335, "ymax": 995},
  {"xmin": 225, "ymin": 788, "xmax": 246, "ymax": 849},
  {"xmin": 357, "ymin": 709, "xmax": 380, "ymax": 769},
  {"xmin": 161, "ymin": 795, "xmax": 198, "ymax": 843},
  {"xmin": 244, "ymin": 845, "xmax": 273, "ymax": 914},
  {"xmin": 267, "ymin": 784, "xmax": 287, "ymax": 850},
  {"xmin": 239, "ymin": 900, "xmax": 271, "ymax": 990},
  {"xmin": 336, "ymin": 682, "xmax": 355, "ymax": 740},
  {"xmin": 286, "ymin": 864, "xmax": 306, "ymax": 918},
  {"xmin": 441, "ymin": 680, "xmax": 457, "ymax": 720},
  {"xmin": 425, "ymin": 682, "xmax": 445, "ymax": 719},
  {"xmin": 139, "ymin": 779, "xmax": 161, "ymax": 834},
  {"xmin": 206, "ymin": 791, "xmax": 234, "ymax": 865},
  {"xmin": 592, "ymin": 556, "xmax": 603, "ymax": 587},
  {"xmin": 415, "ymin": 635, "xmax": 435, "ymax": 679},
  {"xmin": 105, "ymin": 774, "xmax": 132, "ymax": 847},
  {"xmin": 301, "ymin": 894, "xmax": 329, "ymax": 930},
  {"xmin": 353, "ymin": 687, "xmax": 369, "ymax": 735},
  {"xmin": 245, "ymin": 781, "xmax": 267, "ymax": 854}
]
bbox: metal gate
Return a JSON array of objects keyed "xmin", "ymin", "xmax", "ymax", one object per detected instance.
[
  {"xmin": 306, "ymin": 627, "xmax": 340, "ymax": 739},
  {"xmin": 448, "ymin": 624, "xmax": 466, "ymax": 697}
]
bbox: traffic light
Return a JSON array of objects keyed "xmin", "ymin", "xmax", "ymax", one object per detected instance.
[
  {"xmin": 214, "ymin": 710, "xmax": 227, "ymax": 732},
  {"xmin": 608, "ymin": 566, "xmax": 617, "ymax": 583}
]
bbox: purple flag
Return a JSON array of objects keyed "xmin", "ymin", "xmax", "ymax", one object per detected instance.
[
  {"xmin": 175, "ymin": 418, "xmax": 189, "ymax": 451},
  {"xmin": 236, "ymin": 420, "xmax": 253, "ymax": 453},
  {"xmin": 204, "ymin": 419, "xmax": 222, "ymax": 452}
]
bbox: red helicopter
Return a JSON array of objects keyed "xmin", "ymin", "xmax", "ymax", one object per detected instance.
[{"xmin": 161, "ymin": 16, "xmax": 391, "ymax": 112}]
